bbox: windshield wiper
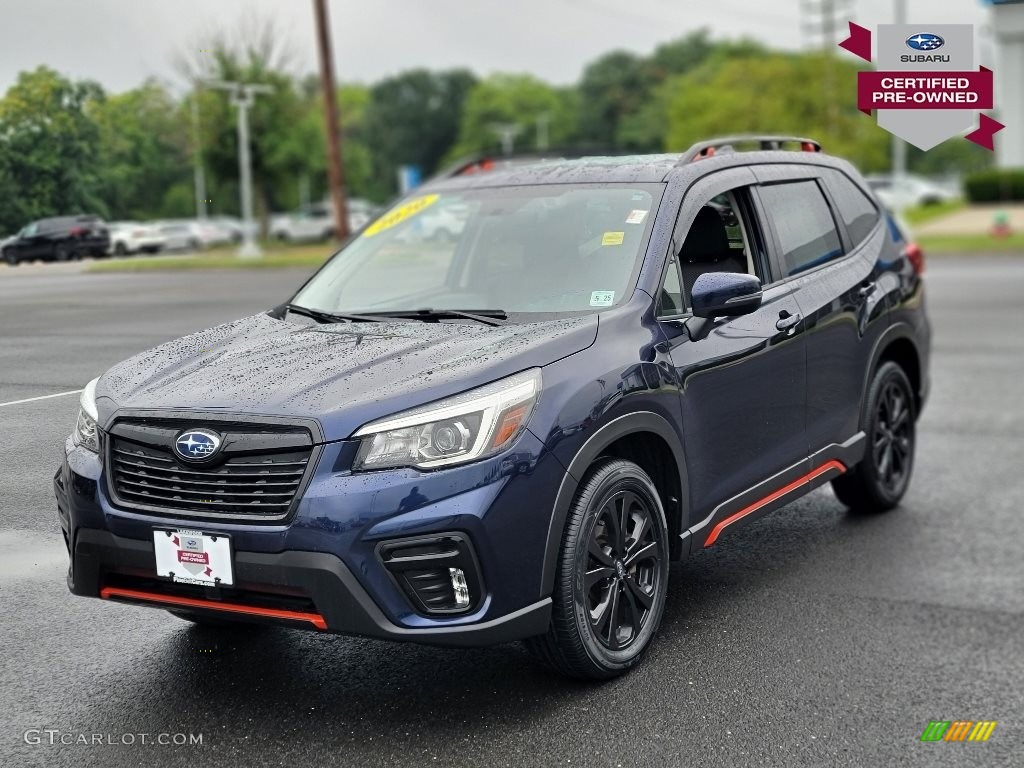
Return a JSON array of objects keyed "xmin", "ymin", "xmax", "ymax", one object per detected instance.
[
  {"xmin": 382, "ymin": 309, "xmax": 508, "ymax": 327},
  {"xmin": 285, "ymin": 304, "xmax": 392, "ymax": 324}
]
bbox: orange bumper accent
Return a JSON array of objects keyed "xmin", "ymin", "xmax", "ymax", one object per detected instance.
[
  {"xmin": 704, "ymin": 460, "xmax": 846, "ymax": 547},
  {"xmin": 99, "ymin": 586, "xmax": 327, "ymax": 630}
]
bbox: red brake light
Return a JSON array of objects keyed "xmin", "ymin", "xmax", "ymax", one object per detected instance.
[
  {"xmin": 904, "ymin": 242, "xmax": 925, "ymax": 274},
  {"xmin": 69, "ymin": 226, "xmax": 85, "ymax": 236}
]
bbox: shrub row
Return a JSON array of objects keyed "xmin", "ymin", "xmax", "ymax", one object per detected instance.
[{"xmin": 963, "ymin": 168, "xmax": 1024, "ymax": 202}]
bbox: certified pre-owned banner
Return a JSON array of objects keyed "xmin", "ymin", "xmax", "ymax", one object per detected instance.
[{"xmin": 839, "ymin": 23, "xmax": 1005, "ymax": 150}]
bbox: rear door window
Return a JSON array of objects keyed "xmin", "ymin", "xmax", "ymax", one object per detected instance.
[{"xmin": 757, "ymin": 181, "xmax": 843, "ymax": 276}]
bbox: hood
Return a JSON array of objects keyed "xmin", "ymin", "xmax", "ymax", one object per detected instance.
[{"xmin": 96, "ymin": 312, "xmax": 597, "ymax": 442}]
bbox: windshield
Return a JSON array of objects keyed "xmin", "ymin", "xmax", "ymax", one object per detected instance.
[{"xmin": 292, "ymin": 183, "xmax": 663, "ymax": 317}]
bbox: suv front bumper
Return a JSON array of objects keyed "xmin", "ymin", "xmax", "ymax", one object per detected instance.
[
  {"xmin": 55, "ymin": 428, "xmax": 562, "ymax": 647},
  {"xmin": 67, "ymin": 527, "xmax": 550, "ymax": 646}
]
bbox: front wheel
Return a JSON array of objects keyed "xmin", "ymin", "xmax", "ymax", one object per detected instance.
[
  {"xmin": 2, "ymin": 250, "xmax": 16, "ymax": 266},
  {"xmin": 525, "ymin": 458, "xmax": 669, "ymax": 680},
  {"xmin": 832, "ymin": 361, "xmax": 916, "ymax": 512}
]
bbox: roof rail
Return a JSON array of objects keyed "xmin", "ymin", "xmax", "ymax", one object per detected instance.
[{"xmin": 678, "ymin": 135, "xmax": 822, "ymax": 165}]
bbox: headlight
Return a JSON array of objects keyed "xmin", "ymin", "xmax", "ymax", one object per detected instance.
[
  {"xmin": 72, "ymin": 378, "xmax": 100, "ymax": 453},
  {"xmin": 352, "ymin": 369, "xmax": 541, "ymax": 471}
]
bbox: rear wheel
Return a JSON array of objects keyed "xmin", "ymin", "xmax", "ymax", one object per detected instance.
[
  {"xmin": 114, "ymin": 241, "xmax": 127, "ymax": 256},
  {"xmin": 525, "ymin": 458, "xmax": 669, "ymax": 680},
  {"xmin": 54, "ymin": 245, "xmax": 72, "ymax": 262},
  {"xmin": 832, "ymin": 361, "xmax": 916, "ymax": 512}
]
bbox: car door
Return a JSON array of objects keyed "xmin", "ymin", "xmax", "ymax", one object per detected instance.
[
  {"xmin": 655, "ymin": 167, "xmax": 809, "ymax": 531},
  {"xmin": 752, "ymin": 165, "xmax": 885, "ymax": 457},
  {"xmin": 18, "ymin": 222, "xmax": 44, "ymax": 260}
]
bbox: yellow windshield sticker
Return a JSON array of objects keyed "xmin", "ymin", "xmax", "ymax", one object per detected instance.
[
  {"xmin": 362, "ymin": 194, "xmax": 439, "ymax": 237},
  {"xmin": 602, "ymin": 231, "xmax": 625, "ymax": 246}
]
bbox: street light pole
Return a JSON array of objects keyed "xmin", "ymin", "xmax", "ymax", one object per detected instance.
[
  {"xmin": 892, "ymin": 0, "xmax": 908, "ymax": 185},
  {"xmin": 207, "ymin": 80, "xmax": 273, "ymax": 258},
  {"xmin": 191, "ymin": 97, "xmax": 208, "ymax": 220}
]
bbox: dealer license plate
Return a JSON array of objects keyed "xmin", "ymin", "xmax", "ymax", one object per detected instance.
[{"xmin": 153, "ymin": 529, "xmax": 234, "ymax": 586}]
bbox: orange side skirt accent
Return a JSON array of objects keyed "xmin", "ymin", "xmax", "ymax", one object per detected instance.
[
  {"xmin": 99, "ymin": 586, "xmax": 327, "ymax": 630},
  {"xmin": 703, "ymin": 460, "xmax": 846, "ymax": 548}
]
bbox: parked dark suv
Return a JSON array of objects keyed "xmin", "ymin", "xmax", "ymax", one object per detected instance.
[
  {"xmin": 55, "ymin": 136, "xmax": 930, "ymax": 679},
  {"xmin": 2, "ymin": 215, "xmax": 109, "ymax": 265}
]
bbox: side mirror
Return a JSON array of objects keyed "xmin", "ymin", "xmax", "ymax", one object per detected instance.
[{"xmin": 690, "ymin": 272, "xmax": 762, "ymax": 318}]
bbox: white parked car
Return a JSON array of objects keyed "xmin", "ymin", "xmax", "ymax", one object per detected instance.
[
  {"xmin": 271, "ymin": 199, "xmax": 380, "ymax": 242},
  {"xmin": 107, "ymin": 222, "xmax": 165, "ymax": 256},
  {"xmin": 270, "ymin": 203, "xmax": 334, "ymax": 242},
  {"xmin": 156, "ymin": 220, "xmax": 232, "ymax": 252},
  {"xmin": 866, "ymin": 174, "xmax": 959, "ymax": 210}
]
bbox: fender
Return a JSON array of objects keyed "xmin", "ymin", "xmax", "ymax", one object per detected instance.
[{"xmin": 538, "ymin": 411, "xmax": 689, "ymax": 599}]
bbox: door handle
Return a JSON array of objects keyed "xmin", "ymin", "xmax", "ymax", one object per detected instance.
[
  {"xmin": 776, "ymin": 310, "xmax": 802, "ymax": 332},
  {"xmin": 858, "ymin": 281, "xmax": 877, "ymax": 298}
]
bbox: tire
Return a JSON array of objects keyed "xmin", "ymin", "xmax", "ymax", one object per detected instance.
[
  {"xmin": 54, "ymin": 245, "xmax": 72, "ymax": 262},
  {"xmin": 525, "ymin": 458, "xmax": 669, "ymax": 680},
  {"xmin": 2, "ymin": 250, "xmax": 16, "ymax": 267},
  {"xmin": 187, "ymin": 238, "xmax": 200, "ymax": 251},
  {"xmin": 832, "ymin": 361, "xmax": 916, "ymax": 513},
  {"xmin": 113, "ymin": 241, "xmax": 127, "ymax": 256}
]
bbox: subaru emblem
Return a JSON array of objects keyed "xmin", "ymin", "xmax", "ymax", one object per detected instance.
[
  {"xmin": 174, "ymin": 429, "xmax": 223, "ymax": 462},
  {"xmin": 906, "ymin": 33, "xmax": 944, "ymax": 52}
]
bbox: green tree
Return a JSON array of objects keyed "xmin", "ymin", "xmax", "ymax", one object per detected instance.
[
  {"xmin": 178, "ymin": 21, "xmax": 320, "ymax": 222},
  {"xmin": 91, "ymin": 79, "xmax": 191, "ymax": 221},
  {"xmin": 663, "ymin": 52, "xmax": 889, "ymax": 171},
  {"xmin": 448, "ymin": 74, "xmax": 578, "ymax": 159},
  {"xmin": 577, "ymin": 51, "xmax": 655, "ymax": 150},
  {"xmin": 364, "ymin": 69, "xmax": 477, "ymax": 199},
  {"xmin": 0, "ymin": 66, "xmax": 106, "ymax": 234}
]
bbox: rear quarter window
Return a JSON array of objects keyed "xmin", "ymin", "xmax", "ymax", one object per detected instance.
[{"xmin": 827, "ymin": 171, "xmax": 880, "ymax": 245}]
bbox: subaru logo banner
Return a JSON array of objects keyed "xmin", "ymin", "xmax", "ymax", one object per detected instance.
[
  {"xmin": 174, "ymin": 429, "xmax": 223, "ymax": 462},
  {"xmin": 839, "ymin": 22, "xmax": 1005, "ymax": 151}
]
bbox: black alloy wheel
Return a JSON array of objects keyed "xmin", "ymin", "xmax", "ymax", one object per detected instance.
[
  {"xmin": 832, "ymin": 361, "xmax": 916, "ymax": 512},
  {"xmin": 525, "ymin": 458, "xmax": 669, "ymax": 679},
  {"xmin": 585, "ymin": 488, "xmax": 661, "ymax": 651},
  {"xmin": 872, "ymin": 377, "xmax": 912, "ymax": 495}
]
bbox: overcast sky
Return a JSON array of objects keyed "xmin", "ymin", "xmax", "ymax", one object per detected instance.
[{"xmin": 0, "ymin": 0, "xmax": 991, "ymax": 94}]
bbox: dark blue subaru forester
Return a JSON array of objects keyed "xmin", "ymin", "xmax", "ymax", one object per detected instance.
[{"xmin": 56, "ymin": 136, "xmax": 930, "ymax": 679}]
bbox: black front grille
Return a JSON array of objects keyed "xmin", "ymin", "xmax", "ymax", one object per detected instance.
[{"xmin": 106, "ymin": 419, "xmax": 317, "ymax": 522}]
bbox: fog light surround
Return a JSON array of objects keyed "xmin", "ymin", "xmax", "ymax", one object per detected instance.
[{"xmin": 377, "ymin": 533, "xmax": 484, "ymax": 615}]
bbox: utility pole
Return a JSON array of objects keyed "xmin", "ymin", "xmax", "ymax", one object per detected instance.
[
  {"xmin": 313, "ymin": 0, "xmax": 349, "ymax": 241},
  {"xmin": 191, "ymin": 97, "xmax": 208, "ymax": 220},
  {"xmin": 891, "ymin": 0, "xmax": 908, "ymax": 184},
  {"xmin": 207, "ymin": 80, "xmax": 272, "ymax": 258}
]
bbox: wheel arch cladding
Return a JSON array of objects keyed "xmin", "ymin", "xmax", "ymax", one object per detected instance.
[
  {"xmin": 540, "ymin": 412, "xmax": 688, "ymax": 599},
  {"xmin": 878, "ymin": 336, "xmax": 922, "ymax": 414}
]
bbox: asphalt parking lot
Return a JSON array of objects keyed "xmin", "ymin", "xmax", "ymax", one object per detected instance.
[{"xmin": 1, "ymin": 258, "xmax": 1022, "ymax": 767}]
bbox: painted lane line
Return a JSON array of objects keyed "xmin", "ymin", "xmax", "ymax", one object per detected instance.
[{"xmin": 0, "ymin": 389, "xmax": 83, "ymax": 408}]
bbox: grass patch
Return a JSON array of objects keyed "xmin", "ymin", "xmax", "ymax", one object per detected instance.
[
  {"xmin": 901, "ymin": 199, "xmax": 965, "ymax": 226},
  {"xmin": 917, "ymin": 233, "xmax": 1024, "ymax": 253},
  {"xmin": 87, "ymin": 244, "xmax": 333, "ymax": 272}
]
